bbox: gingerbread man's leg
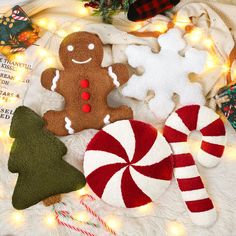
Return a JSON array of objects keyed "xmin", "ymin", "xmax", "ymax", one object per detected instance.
[
  {"xmin": 105, "ymin": 106, "xmax": 133, "ymax": 125},
  {"xmin": 43, "ymin": 110, "xmax": 75, "ymax": 136}
]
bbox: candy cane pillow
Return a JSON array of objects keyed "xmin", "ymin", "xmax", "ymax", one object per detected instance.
[{"xmin": 163, "ymin": 105, "xmax": 226, "ymax": 227}]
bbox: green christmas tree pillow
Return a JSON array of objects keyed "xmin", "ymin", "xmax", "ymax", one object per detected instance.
[{"xmin": 8, "ymin": 106, "xmax": 86, "ymax": 210}]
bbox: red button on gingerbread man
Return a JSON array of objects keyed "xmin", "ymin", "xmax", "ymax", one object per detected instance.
[{"xmin": 41, "ymin": 32, "xmax": 133, "ymax": 136}]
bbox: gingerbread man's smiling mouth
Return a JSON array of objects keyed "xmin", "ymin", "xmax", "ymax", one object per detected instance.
[{"xmin": 72, "ymin": 58, "xmax": 92, "ymax": 64}]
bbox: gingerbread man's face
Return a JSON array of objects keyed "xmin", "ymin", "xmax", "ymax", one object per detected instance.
[{"xmin": 59, "ymin": 32, "xmax": 103, "ymax": 69}]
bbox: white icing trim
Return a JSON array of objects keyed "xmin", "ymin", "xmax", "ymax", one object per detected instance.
[
  {"xmin": 51, "ymin": 70, "xmax": 60, "ymax": 91},
  {"xmin": 72, "ymin": 58, "xmax": 92, "ymax": 64},
  {"xmin": 103, "ymin": 114, "xmax": 111, "ymax": 125},
  {"xmin": 108, "ymin": 66, "xmax": 120, "ymax": 88},
  {"xmin": 65, "ymin": 117, "xmax": 75, "ymax": 134}
]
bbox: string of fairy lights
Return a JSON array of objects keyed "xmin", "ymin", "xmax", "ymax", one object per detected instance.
[{"xmin": 0, "ymin": 5, "xmax": 236, "ymax": 236}]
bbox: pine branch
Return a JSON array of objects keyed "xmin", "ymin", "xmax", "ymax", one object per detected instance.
[{"xmin": 81, "ymin": 0, "xmax": 135, "ymax": 23}]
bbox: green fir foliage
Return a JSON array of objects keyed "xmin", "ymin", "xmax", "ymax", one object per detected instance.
[{"xmin": 81, "ymin": 0, "xmax": 135, "ymax": 23}]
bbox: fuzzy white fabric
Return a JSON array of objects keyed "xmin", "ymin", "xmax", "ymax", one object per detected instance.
[
  {"xmin": 1, "ymin": 98, "xmax": 236, "ymax": 236},
  {"xmin": 164, "ymin": 105, "xmax": 226, "ymax": 227},
  {"xmin": 84, "ymin": 120, "xmax": 173, "ymax": 208},
  {"xmin": 122, "ymin": 28, "xmax": 207, "ymax": 120},
  {"xmin": 0, "ymin": 0, "xmax": 236, "ymax": 236}
]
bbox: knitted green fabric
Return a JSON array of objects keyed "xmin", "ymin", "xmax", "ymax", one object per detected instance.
[{"xmin": 8, "ymin": 106, "xmax": 86, "ymax": 210}]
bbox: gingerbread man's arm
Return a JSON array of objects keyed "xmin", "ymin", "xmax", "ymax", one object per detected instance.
[
  {"xmin": 107, "ymin": 63, "xmax": 130, "ymax": 88},
  {"xmin": 41, "ymin": 68, "xmax": 62, "ymax": 93}
]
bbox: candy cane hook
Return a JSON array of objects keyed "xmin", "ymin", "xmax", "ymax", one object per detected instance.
[
  {"xmin": 12, "ymin": 9, "xmax": 28, "ymax": 21},
  {"xmin": 163, "ymin": 105, "xmax": 226, "ymax": 227}
]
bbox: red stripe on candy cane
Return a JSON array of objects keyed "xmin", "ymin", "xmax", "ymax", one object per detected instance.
[
  {"xmin": 201, "ymin": 141, "xmax": 225, "ymax": 157},
  {"xmin": 12, "ymin": 10, "xmax": 28, "ymax": 21},
  {"xmin": 201, "ymin": 118, "xmax": 226, "ymax": 136},
  {"xmin": 176, "ymin": 105, "xmax": 200, "ymax": 131},
  {"xmin": 174, "ymin": 154, "xmax": 195, "ymax": 168},
  {"xmin": 10, "ymin": 47, "xmax": 25, "ymax": 53},
  {"xmin": 177, "ymin": 177, "xmax": 204, "ymax": 191},
  {"xmin": 163, "ymin": 126, "xmax": 188, "ymax": 143},
  {"xmin": 185, "ymin": 198, "xmax": 214, "ymax": 212},
  {"xmin": 163, "ymin": 105, "xmax": 226, "ymax": 227}
]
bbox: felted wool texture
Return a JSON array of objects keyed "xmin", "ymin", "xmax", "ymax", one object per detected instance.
[
  {"xmin": 128, "ymin": 0, "xmax": 180, "ymax": 21},
  {"xmin": 41, "ymin": 32, "xmax": 133, "ymax": 136},
  {"xmin": 84, "ymin": 120, "xmax": 173, "ymax": 208},
  {"xmin": 8, "ymin": 106, "xmax": 86, "ymax": 210},
  {"xmin": 163, "ymin": 105, "xmax": 226, "ymax": 227},
  {"xmin": 122, "ymin": 28, "xmax": 207, "ymax": 120}
]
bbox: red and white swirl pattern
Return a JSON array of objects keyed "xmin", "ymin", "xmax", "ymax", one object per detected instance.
[
  {"xmin": 84, "ymin": 120, "xmax": 173, "ymax": 208},
  {"xmin": 163, "ymin": 105, "xmax": 226, "ymax": 226}
]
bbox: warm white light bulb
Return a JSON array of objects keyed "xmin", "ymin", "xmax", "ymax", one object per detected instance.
[
  {"xmin": 76, "ymin": 187, "xmax": 88, "ymax": 196},
  {"xmin": 205, "ymin": 54, "xmax": 218, "ymax": 70},
  {"xmin": 222, "ymin": 63, "xmax": 230, "ymax": 74},
  {"xmin": 204, "ymin": 38, "xmax": 214, "ymax": 49},
  {"xmin": 45, "ymin": 214, "xmax": 56, "ymax": 226},
  {"xmin": 74, "ymin": 211, "xmax": 89, "ymax": 222},
  {"xmin": 14, "ymin": 53, "xmax": 25, "ymax": 62},
  {"xmin": 189, "ymin": 28, "xmax": 203, "ymax": 42},
  {"xmin": 37, "ymin": 18, "xmax": 47, "ymax": 27},
  {"xmin": 12, "ymin": 211, "xmax": 24, "ymax": 225},
  {"xmin": 106, "ymin": 216, "xmax": 121, "ymax": 230},
  {"xmin": 14, "ymin": 75, "xmax": 22, "ymax": 82},
  {"xmin": 78, "ymin": 7, "xmax": 89, "ymax": 16},
  {"xmin": 133, "ymin": 24, "xmax": 143, "ymax": 31},
  {"xmin": 45, "ymin": 57, "xmax": 55, "ymax": 66},
  {"xmin": 38, "ymin": 48, "xmax": 48, "ymax": 57},
  {"xmin": 167, "ymin": 221, "xmax": 186, "ymax": 236},
  {"xmin": 138, "ymin": 203, "xmax": 153, "ymax": 213},
  {"xmin": 174, "ymin": 15, "xmax": 191, "ymax": 29},
  {"xmin": 155, "ymin": 23, "xmax": 168, "ymax": 33}
]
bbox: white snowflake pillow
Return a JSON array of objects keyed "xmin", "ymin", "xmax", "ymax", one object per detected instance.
[{"xmin": 122, "ymin": 28, "xmax": 207, "ymax": 120}]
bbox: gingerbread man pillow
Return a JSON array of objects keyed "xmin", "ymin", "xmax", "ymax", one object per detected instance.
[{"xmin": 41, "ymin": 32, "xmax": 133, "ymax": 136}]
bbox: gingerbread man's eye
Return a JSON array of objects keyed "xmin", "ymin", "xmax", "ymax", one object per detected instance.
[
  {"xmin": 88, "ymin": 43, "xmax": 95, "ymax": 50},
  {"xmin": 67, "ymin": 45, "xmax": 74, "ymax": 52}
]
